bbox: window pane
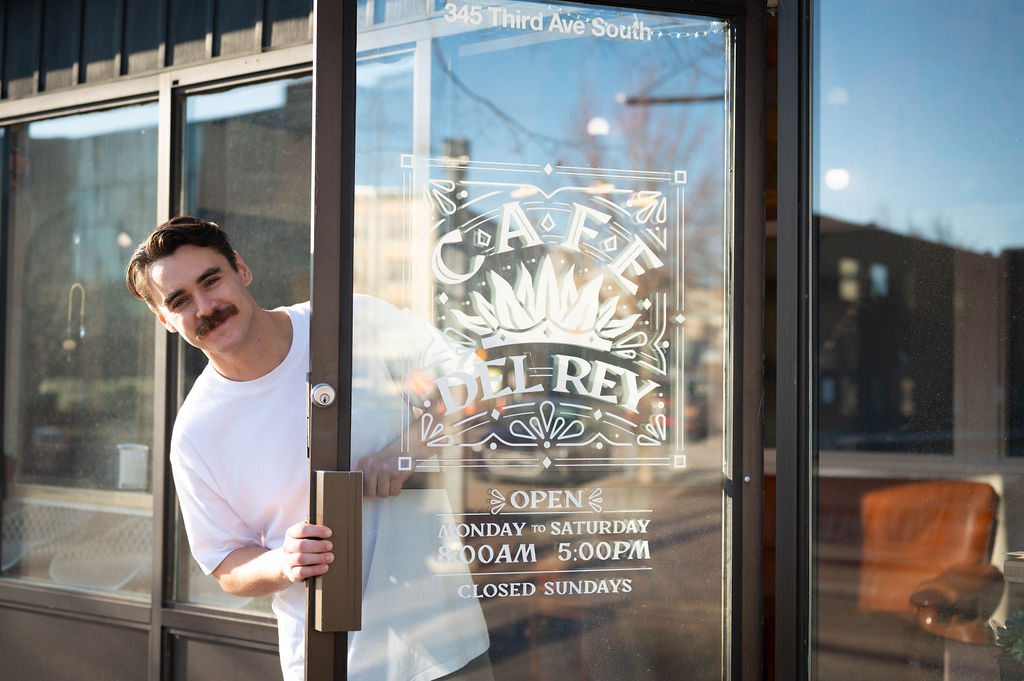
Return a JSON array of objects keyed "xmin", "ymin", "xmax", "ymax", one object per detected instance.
[
  {"xmin": 354, "ymin": 3, "xmax": 730, "ymax": 680},
  {"xmin": 813, "ymin": 1, "xmax": 1024, "ymax": 678},
  {"xmin": 1, "ymin": 105, "xmax": 158, "ymax": 600},
  {"xmin": 182, "ymin": 77, "xmax": 313, "ymax": 310},
  {"xmin": 173, "ymin": 76, "xmax": 312, "ymax": 613}
]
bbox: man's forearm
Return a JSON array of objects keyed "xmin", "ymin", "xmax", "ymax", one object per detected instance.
[
  {"xmin": 212, "ymin": 546, "xmax": 292, "ymax": 597},
  {"xmin": 210, "ymin": 522, "xmax": 334, "ymax": 596}
]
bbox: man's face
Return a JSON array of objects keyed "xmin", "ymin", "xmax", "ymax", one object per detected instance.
[{"xmin": 146, "ymin": 244, "xmax": 256, "ymax": 356}]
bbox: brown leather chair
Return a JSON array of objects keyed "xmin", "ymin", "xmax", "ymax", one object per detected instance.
[{"xmin": 859, "ymin": 480, "xmax": 1004, "ymax": 645}]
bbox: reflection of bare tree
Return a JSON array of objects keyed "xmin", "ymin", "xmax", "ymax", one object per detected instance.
[
  {"xmin": 432, "ymin": 42, "xmax": 567, "ymax": 156},
  {"xmin": 559, "ymin": 36, "xmax": 727, "ymax": 445},
  {"xmin": 568, "ymin": 45, "xmax": 725, "ymax": 290},
  {"xmin": 905, "ymin": 214, "xmax": 978, "ymax": 251}
]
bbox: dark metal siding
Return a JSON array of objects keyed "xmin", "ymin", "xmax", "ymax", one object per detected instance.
[
  {"xmin": 169, "ymin": 634, "xmax": 281, "ymax": 681},
  {"xmin": 265, "ymin": 0, "xmax": 311, "ymax": 48},
  {"xmin": 0, "ymin": 0, "xmax": 313, "ymax": 100},
  {"xmin": 216, "ymin": 0, "xmax": 263, "ymax": 57},
  {"xmin": 123, "ymin": 0, "xmax": 167, "ymax": 75},
  {"xmin": 2, "ymin": 2, "xmax": 42, "ymax": 99},
  {"xmin": 40, "ymin": 0, "xmax": 83, "ymax": 91},
  {"xmin": 82, "ymin": 0, "xmax": 126, "ymax": 82},
  {"xmin": 0, "ymin": 607, "xmax": 148, "ymax": 679},
  {"xmin": 168, "ymin": 0, "xmax": 213, "ymax": 67}
]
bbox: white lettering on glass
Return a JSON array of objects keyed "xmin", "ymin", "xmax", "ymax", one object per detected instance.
[{"xmin": 443, "ymin": 2, "xmax": 656, "ymax": 42}]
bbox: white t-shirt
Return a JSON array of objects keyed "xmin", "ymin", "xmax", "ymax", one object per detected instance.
[{"xmin": 171, "ymin": 298, "xmax": 489, "ymax": 681}]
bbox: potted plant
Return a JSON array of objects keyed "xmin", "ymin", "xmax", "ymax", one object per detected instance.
[{"xmin": 994, "ymin": 611, "xmax": 1024, "ymax": 681}]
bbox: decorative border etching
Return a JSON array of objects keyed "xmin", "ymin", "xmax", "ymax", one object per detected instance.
[{"xmin": 400, "ymin": 155, "xmax": 689, "ymax": 472}]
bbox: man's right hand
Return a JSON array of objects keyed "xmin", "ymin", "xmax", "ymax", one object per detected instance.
[
  {"xmin": 212, "ymin": 522, "xmax": 335, "ymax": 597},
  {"xmin": 280, "ymin": 521, "xmax": 335, "ymax": 583}
]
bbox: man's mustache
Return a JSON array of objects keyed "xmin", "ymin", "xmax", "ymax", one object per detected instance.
[{"xmin": 195, "ymin": 304, "xmax": 239, "ymax": 338}]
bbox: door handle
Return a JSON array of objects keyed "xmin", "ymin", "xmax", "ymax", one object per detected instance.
[{"xmin": 312, "ymin": 470, "xmax": 362, "ymax": 632}]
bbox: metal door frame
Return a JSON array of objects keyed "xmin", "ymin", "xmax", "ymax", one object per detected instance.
[{"xmin": 774, "ymin": 0, "xmax": 813, "ymax": 679}]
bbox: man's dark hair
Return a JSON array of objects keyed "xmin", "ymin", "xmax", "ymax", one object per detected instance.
[{"xmin": 126, "ymin": 216, "xmax": 238, "ymax": 306}]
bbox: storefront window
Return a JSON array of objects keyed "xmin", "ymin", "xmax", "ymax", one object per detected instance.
[
  {"xmin": 1, "ymin": 104, "xmax": 158, "ymax": 599},
  {"xmin": 812, "ymin": 0, "xmax": 1024, "ymax": 677},
  {"xmin": 173, "ymin": 76, "xmax": 312, "ymax": 613}
]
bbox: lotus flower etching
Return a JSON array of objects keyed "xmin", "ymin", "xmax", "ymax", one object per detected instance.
[
  {"xmin": 506, "ymin": 400, "xmax": 585, "ymax": 447},
  {"xmin": 449, "ymin": 255, "xmax": 640, "ymax": 350}
]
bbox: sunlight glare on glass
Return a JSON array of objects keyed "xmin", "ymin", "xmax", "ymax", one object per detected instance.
[
  {"xmin": 825, "ymin": 87, "xmax": 850, "ymax": 106},
  {"xmin": 187, "ymin": 80, "xmax": 289, "ymax": 123},
  {"xmin": 824, "ymin": 168, "xmax": 851, "ymax": 191},
  {"xmin": 510, "ymin": 185, "xmax": 539, "ymax": 199},
  {"xmin": 29, "ymin": 104, "xmax": 157, "ymax": 139},
  {"xmin": 587, "ymin": 116, "xmax": 611, "ymax": 136}
]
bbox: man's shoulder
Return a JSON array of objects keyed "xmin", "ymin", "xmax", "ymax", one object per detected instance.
[
  {"xmin": 353, "ymin": 295, "xmax": 422, "ymax": 334},
  {"xmin": 353, "ymin": 294, "xmax": 399, "ymax": 315},
  {"xmin": 282, "ymin": 300, "xmax": 311, "ymax": 321}
]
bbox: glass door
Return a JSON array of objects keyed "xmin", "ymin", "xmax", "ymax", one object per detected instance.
[{"xmin": 309, "ymin": 1, "xmax": 761, "ymax": 679}]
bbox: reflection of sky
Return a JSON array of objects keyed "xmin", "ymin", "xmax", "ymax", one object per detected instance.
[
  {"xmin": 185, "ymin": 80, "xmax": 288, "ymax": 121},
  {"xmin": 356, "ymin": 2, "xmax": 726, "ymax": 190},
  {"xmin": 356, "ymin": 51, "xmax": 415, "ymax": 188},
  {"xmin": 29, "ymin": 104, "xmax": 158, "ymax": 139},
  {"xmin": 815, "ymin": 0, "xmax": 1024, "ymax": 254},
  {"xmin": 28, "ymin": 80, "xmax": 290, "ymax": 140}
]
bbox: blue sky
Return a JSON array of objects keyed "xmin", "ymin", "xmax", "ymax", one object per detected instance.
[{"xmin": 815, "ymin": 0, "xmax": 1024, "ymax": 254}]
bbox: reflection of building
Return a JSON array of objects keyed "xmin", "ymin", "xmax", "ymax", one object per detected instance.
[
  {"xmin": 354, "ymin": 187, "xmax": 412, "ymax": 306},
  {"xmin": 820, "ymin": 218, "xmax": 957, "ymax": 454},
  {"xmin": 1004, "ymin": 248, "xmax": 1024, "ymax": 457},
  {"xmin": 817, "ymin": 216, "xmax": 1012, "ymax": 458},
  {"xmin": 683, "ymin": 286, "xmax": 725, "ymax": 437}
]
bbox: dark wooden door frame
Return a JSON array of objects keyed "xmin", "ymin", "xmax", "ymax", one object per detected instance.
[{"xmin": 308, "ymin": 0, "xmax": 357, "ymax": 677}]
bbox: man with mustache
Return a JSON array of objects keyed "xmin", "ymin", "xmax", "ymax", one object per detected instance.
[
  {"xmin": 125, "ymin": 217, "xmax": 489, "ymax": 681},
  {"xmin": 195, "ymin": 303, "xmax": 238, "ymax": 339}
]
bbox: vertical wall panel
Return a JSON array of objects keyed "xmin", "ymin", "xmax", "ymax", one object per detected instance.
[
  {"xmin": 169, "ymin": 634, "xmax": 280, "ymax": 681},
  {"xmin": 82, "ymin": 0, "xmax": 124, "ymax": 82},
  {"xmin": 264, "ymin": 0, "xmax": 312, "ymax": 48},
  {"xmin": 40, "ymin": 0, "xmax": 83, "ymax": 91},
  {"xmin": 0, "ymin": 608, "xmax": 148, "ymax": 680},
  {"xmin": 216, "ymin": 0, "xmax": 262, "ymax": 57},
  {"xmin": 168, "ymin": 0, "xmax": 213, "ymax": 66},
  {"xmin": 3, "ymin": 1, "xmax": 42, "ymax": 99},
  {"xmin": 124, "ymin": 0, "xmax": 167, "ymax": 74}
]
